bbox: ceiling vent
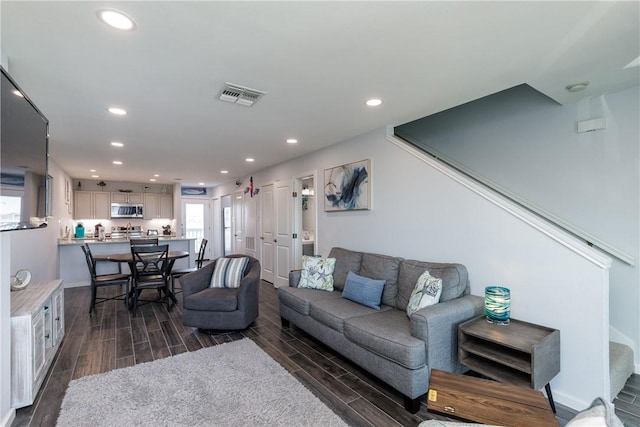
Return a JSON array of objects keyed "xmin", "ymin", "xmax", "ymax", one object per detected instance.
[{"xmin": 218, "ymin": 83, "xmax": 265, "ymax": 107}]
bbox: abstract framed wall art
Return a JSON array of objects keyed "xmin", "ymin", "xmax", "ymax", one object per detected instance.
[{"xmin": 324, "ymin": 159, "xmax": 370, "ymax": 211}]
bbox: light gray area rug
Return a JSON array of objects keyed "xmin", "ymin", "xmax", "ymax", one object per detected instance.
[{"xmin": 57, "ymin": 338, "xmax": 347, "ymax": 427}]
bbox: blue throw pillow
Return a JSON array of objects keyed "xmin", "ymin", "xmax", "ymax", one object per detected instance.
[{"xmin": 341, "ymin": 271, "xmax": 386, "ymax": 310}]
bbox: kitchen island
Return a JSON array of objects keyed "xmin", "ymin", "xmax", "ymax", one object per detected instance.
[{"xmin": 58, "ymin": 237, "xmax": 196, "ymax": 288}]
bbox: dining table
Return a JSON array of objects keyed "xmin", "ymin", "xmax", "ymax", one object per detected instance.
[{"xmin": 94, "ymin": 250, "xmax": 190, "ymax": 306}]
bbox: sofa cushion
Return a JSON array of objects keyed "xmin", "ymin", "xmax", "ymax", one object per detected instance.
[
  {"xmin": 342, "ymin": 271, "xmax": 386, "ymax": 310},
  {"xmin": 298, "ymin": 256, "xmax": 336, "ymax": 291},
  {"xmin": 328, "ymin": 247, "xmax": 363, "ymax": 291},
  {"xmin": 360, "ymin": 252, "xmax": 403, "ymax": 307},
  {"xmin": 278, "ymin": 286, "xmax": 341, "ymax": 315},
  {"xmin": 344, "ymin": 310, "xmax": 427, "ymax": 370},
  {"xmin": 184, "ymin": 288, "xmax": 237, "ymax": 312},
  {"xmin": 406, "ymin": 270, "xmax": 442, "ymax": 316},
  {"xmin": 397, "ymin": 260, "xmax": 469, "ymax": 310},
  {"xmin": 309, "ymin": 297, "xmax": 390, "ymax": 333}
]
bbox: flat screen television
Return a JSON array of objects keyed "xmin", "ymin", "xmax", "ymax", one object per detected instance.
[{"xmin": 1, "ymin": 67, "xmax": 49, "ymax": 231}]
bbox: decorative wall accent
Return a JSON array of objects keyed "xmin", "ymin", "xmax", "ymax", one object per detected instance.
[
  {"xmin": 324, "ymin": 159, "xmax": 370, "ymax": 211},
  {"xmin": 181, "ymin": 187, "xmax": 207, "ymax": 196}
]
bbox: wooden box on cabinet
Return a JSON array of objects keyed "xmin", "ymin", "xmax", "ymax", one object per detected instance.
[{"xmin": 11, "ymin": 280, "xmax": 65, "ymax": 408}]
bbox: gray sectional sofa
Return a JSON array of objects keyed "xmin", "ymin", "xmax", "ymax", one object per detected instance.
[{"xmin": 278, "ymin": 247, "xmax": 484, "ymax": 413}]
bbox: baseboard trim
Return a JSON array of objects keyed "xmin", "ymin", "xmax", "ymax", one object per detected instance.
[{"xmin": 0, "ymin": 408, "xmax": 15, "ymax": 427}]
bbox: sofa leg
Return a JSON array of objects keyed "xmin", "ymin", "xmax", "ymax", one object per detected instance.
[
  {"xmin": 403, "ymin": 395, "xmax": 423, "ymax": 414},
  {"xmin": 280, "ymin": 317, "xmax": 290, "ymax": 328}
]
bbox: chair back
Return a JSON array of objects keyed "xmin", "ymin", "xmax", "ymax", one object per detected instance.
[
  {"xmin": 80, "ymin": 243, "xmax": 97, "ymax": 279},
  {"xmin": 130, "ymin": 238, "xmax": 159, "ymax": 246},
  {"xmin": 131, "ymin": 244, "xmax": 169, "ymax": 279},
  {"xmin": 196, "ymin": 239, "xmax": 208, "ymax": 268}
]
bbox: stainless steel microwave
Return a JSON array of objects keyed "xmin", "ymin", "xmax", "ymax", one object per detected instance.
[{"xmin": 111, "ymin": 203, "xmax": 144, "ymax": 218}]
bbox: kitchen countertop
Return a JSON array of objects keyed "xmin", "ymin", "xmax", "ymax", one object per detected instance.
[{"xmin": 58, "ymin": 236, "xmax": 195, "ymax": 246}]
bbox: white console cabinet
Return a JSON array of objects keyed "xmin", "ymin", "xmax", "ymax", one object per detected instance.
[{"xmin": 11, "ymin": 280, "xmax": 65, "ymax": 408}]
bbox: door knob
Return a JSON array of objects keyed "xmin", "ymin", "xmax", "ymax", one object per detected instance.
[{"xmin": 274, "ymin": 239, "xmax": 277, "ymax": 242}]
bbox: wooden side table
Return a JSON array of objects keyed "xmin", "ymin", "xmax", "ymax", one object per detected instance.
[{"xmin": 458, "ymin": 316, "xmax": 560, "ymax": 412}]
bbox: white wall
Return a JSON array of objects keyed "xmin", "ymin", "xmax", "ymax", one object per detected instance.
[
  {"xmin": 1, "ymin": 158, "xmax": 71, "ymax": 425},
  {"xmin": 0, "ymin": 235, "xmax": 14, "ymax": 426},
  {"xmin": 395, "ymin": 85, "xmax": 640, "ymax": 369},
  {"xmin": 211, "ymin": 126, "xmax": 611, "ymax": 408},
  {"xmin": 11, "ymin": 159, "xmax": 72, "ymax": 281}
]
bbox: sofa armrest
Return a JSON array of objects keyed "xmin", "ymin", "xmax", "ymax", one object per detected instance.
[
  {"xmin": 289, "ymin": 269, "xmax": 302, "ymax": 287},
  {"xmin": 410, "ymin": 295, "xmax": 483, "ymax": 373},
  {"xmin": 181, "ymin": 261, "xmax": 216, "ymax": 297}
]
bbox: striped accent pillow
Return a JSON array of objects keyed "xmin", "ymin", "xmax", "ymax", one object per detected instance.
[{"xmin": 210, "ymin": 257, "xmax": 249, "ymax": 288}]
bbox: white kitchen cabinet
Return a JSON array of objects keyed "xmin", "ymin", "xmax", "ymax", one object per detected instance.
[
  {"xmin": 111, "ymin": 192, "xmax": 143, "ymax": 203},
  {"xmin": 144, "ymin": 193, "xmax": 173, "ymax": 219},
  {"xmin": 11, "ymin": 280, "xmax": 65, "ymax": 408},
  {"xmin": 74, "ymin": 191, "xmax": 110, "ymax": 219}
]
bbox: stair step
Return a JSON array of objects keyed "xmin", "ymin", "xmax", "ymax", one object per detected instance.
[{"xmin": 610, "ymin": 341, "xmax": 634, "ymax": 399}]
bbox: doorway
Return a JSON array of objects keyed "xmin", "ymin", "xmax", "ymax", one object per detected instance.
[
  {"xmin": 221, "ymin": 195, "xmax": 232, "ymax": 256},
  {"xmin": 300, "ymin": 176, "xmax": 316, "ymax": 259},
  {"xmin": 181, "ymin": 198, "xmax": 212, "ymax": 262}
]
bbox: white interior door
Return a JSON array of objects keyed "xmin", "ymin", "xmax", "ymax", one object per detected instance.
[
  {"xmin": 244, "ymin": 193, "xmax": 258, "ymax": 259},
  {"xmin": 232, "ymin": 190, "xmax": 245, "ymax": 254},
  {"xmin": 260, "ymin": 183, "xmax": 275, "ymax": 283},
  {"xmin": 274, "ymin": 180, "xmax": 294, "ymax": 288},
  {"xmin": 181, "ymin": 199, "xmax": 211, "ymax": 263}
]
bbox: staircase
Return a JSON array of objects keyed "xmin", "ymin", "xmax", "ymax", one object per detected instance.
[{"xmin": 611, "ymin": 341, "xmax": 634, "ymax": 399}]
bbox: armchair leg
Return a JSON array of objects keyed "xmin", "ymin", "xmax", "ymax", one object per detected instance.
[
  {"xmin": 280, "ymin": 317, "xmax": 290, "ymax": 328},
  {"xmin": 403, "ymin": 395, "xmax": 423, "ymax": 414}
]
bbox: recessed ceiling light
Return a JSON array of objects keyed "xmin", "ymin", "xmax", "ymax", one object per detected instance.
[
  {"xmin": 149, "ymin": 178, "xmax": 156, "ymax": 182},
  {"xmin": 112, "ymin": 160, "xmax": 123, "ymax": 165},
  {"xmin": 89, "ymin": 169, "xmax": 96, "ymax": 172},
  {"xmin": 154, "ymin": 174, "xmax": 159, "ymax": 177},
  {"xmin": 286, "ymin": 139, "xmax": 298, "ymax": 144},
  {"xmin": 91, "ymin": 175, "xmax": 99, "ymax": 178},
  {"xmin": 107, "ymin": 107, "xmax": 127, "ymax": 115},
  {"xmin": 110, "ymin": 141, "xmax": 124, "ymax": 147},
  {"xmin": 365, "ymin": 98, "xmax": 383, "ymax": 107},
  {"xmin": 13, "ymin": 90, "xmax": 23, "ymax": 97},
  {"xmin": 198, "ymin": 182, "xmax": 205, "ymax": 186},
  {"xmin": 245, "ymin": 158, "xmax": 255, "ymax": 162},
  {"xmin": 220, "ymin": 170, "xmax": 229, "ymax": 174},
  {"xmin": 97, "ymin": 9, "xmax": 136, "ymax": 31}
]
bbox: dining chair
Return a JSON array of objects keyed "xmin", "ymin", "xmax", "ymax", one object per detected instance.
[
  {"xmin": 81, "ymin": 243, "xmax": 131, "ymax": 315},
  {"xmin": 130, "ymin": 244, "xmax": 170, "ymax": 317},
  {"xmin": 170, "ymin": 238, "xmax": 208, "ymax": 296},
  {"xmin": 130, "ymin": 237, "xmax": 160, "ymax": 274}
]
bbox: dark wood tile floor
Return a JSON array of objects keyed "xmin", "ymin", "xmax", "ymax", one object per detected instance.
[{"xmin": 11, "ymin": 281, "xmax": 638, "ymax": 426}]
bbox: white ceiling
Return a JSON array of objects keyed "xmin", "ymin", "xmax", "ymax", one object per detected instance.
[{"xmin": 1, "ymin": 1, "xmax": 638, "ymax": 187}]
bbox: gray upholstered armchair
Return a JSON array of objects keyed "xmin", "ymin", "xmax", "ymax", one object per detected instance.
[{"xmin": 181, "ymin": 255, "xmax": 260, "ymax": 331}]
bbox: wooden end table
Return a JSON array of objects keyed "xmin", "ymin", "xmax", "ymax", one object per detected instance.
[
  {"xmin": 427, "ymin": 369, "xmax": 559, "ymax": 427},
  {"xmin": 458, "ymin": 316, "xmax": 560, "ymax": 412}
]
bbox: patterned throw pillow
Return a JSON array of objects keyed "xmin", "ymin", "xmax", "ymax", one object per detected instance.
[
  {"xmin": 298, "ymin": 256, "xmax": 336, "ymax": 291},
  {"xmin": 210, "ymin": 257, "xmax": 249, "ymax": 288},
  {"xmin": 406, "ymin": 270, "xmax": 442, "ymax": 316}
]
